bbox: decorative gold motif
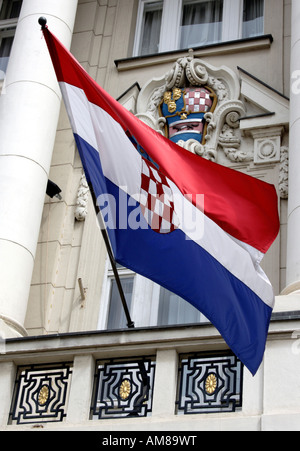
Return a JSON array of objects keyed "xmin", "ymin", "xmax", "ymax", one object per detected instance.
[
  {"xmin": 163, "ymin": 91, "xmax": 172, "ymax": 104},
  {"xmin": 172, "ymin": 88, "xmax": 182, "ymax": 101},
  {"xmin": 205, "ymin": 374, "xmax": 217, "ymax": 395},
  {"xmin": 119, "ymin": 379, "xmax": 131, "ymax": 401},
  {"xmin": 38, "ymin": 385, "xmax": 49, "ymax": 406},
  {"xmin": 163, "ymin": 89, "xmax": 183, "ymax": 113}
]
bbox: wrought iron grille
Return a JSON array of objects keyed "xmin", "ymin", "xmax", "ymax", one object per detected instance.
[
  {"xmin": 176, "ymin": 352, "xmax": 243, "ymax": 414},
  {"xmin": 9, "ymin": 362, "xmax": 73, "ymax": 425},
  {"xmin": 90, "ymin": 356, "xmax": 155, "ymax": 419}
]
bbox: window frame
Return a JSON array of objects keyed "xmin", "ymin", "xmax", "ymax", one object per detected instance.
[{"xmin": 133, "ymin": 0, "xmax": 264, "ymax": 57}]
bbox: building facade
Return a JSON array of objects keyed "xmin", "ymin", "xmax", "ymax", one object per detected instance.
[{"xmin": 0, "ymin": 0, "xmax": 299, "ymax": 431}]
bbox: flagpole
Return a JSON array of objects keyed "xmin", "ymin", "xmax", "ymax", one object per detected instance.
[{"xmin": 88, "ymin": 182, "xmax": 135, "ymax": 329}]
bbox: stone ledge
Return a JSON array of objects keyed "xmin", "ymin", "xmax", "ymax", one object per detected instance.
[{"xmin": 115, "ymin": 35, "xmax": 273, "ymax": 72}]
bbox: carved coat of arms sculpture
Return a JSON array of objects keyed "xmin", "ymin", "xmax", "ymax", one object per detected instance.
[
  {"xmin": 159, "ymin": 86, "xmax": 217, "ymax": 146},
  {"xmin": 135, "ymin": 55, "xmax": 248, "ymax": 163}
]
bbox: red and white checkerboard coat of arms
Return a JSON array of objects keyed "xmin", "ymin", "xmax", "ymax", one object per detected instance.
[
  {"xmin": 159, "ymin": 86, "xmax": 216, "ymax": 146},
  {"xmin": 139, "ymin": 159, "xmax": 180, "ymax": 234}
]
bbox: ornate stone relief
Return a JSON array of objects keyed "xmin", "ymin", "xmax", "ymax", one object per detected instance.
[
  {"xmin": 135, "ymin": 55, "xmax": 246, "ymax": 162},
  {"xmin": 75, "ymin": 173, "xmax": 89, "ymax": 221},
  {"xmin": 218, "ymin": 116, "xmax": 252, "ymax": 163},
  {"xmin": 251, "ymin": 126, "xmax": 283, "ymax": 165},
  {"xmin": 279, "ymin": 146, "xmax": 289, "ymax": 199},
  {"xmin": 250, "ymin": 126, "xmax": 289, "ymax": 198}
]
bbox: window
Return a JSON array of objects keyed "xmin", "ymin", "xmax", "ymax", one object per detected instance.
[
  {"xmin": 157, "ymin": 287, "xmax": 206, "ymax": 326},
  {"xmin": 180, "ymin": 0, "xmax": 224, "ymax": 49},
  {"xmin": 102, "ymin": 264, "xmax": 135, "ymax": 330},
  {"xmin": 139, "ymin": 1, "xmax": 163, "ymax": 56},
  {"xmin": 242, "ymin": 0, "xmax": 264, "ymax": 38},
  {"xmin": 0, "ymin": 0, "xmax": 22, "ymax": 79},
  {"xmin": 133, "ymin": 0, "xmax": 264, "ymax": 56},
  {"xmin": 98, "ymin": 260, "xmax": 206, "ymax": 330},
  {"xmin": 107, "ymin": 276, "xmax": 134, "ymax": 329}
]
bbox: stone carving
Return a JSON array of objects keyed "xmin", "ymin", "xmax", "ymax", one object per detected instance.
[
  {"xmin": 75, "ymin": 173, "xmax": 89, "ymax": 221},
  {"xmin": 279, "ymin": 146, "xmax": 289, "ymax": 199},
  {"xmin": 135, "ymin": 55, "xmax": 245, "ymax": 162},
  {"xmin": 219, "ymin": 123, "xmax": 242, "ymax": 161},
  {"xmin": 251, "ymin": 126, "xmax": 283, "ymax": 165}
]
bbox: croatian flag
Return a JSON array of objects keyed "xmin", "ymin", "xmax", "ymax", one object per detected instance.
[{"xmin": 42, "ymin": 26, "xmax": 280, "ymax": 375}]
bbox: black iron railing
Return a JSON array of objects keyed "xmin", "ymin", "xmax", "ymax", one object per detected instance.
[
  {"xmin": 90, "ymin": 356, "xmax": 156, "ymax": 419},
  {"xmin": 9, "ymin": 362, "xmax": 73, "ymax": 425},
  {"xmin": 176, "ymin": 351, "xmax": 243, "ymax": 414}
]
